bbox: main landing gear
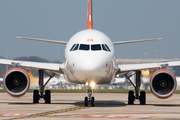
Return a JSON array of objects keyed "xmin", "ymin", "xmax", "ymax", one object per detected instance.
[
  {"xmin": 33, "ymin": 70, "xmax": 55, "ymax": 104},
  {"xmin": 125, "ymin": 71, "xmax": 146, "ymax": 105},
  {"xmin": 84, "ymin": 84, "xmax": 95, "ymax": 107}
]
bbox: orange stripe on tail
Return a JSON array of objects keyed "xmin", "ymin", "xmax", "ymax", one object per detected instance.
[{"xmin": 87, "ymin": 0, "xmax": 93, "ymax": 29}]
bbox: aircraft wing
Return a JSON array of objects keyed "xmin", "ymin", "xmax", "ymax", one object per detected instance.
[
  {"xmin": 113, "ymin": 38, "xmax": 163, "ymax": 46},
  {"xmin": 116, "ymin": 60, "xmax": 180, "ymax": 74},
  {"xmin": 0, "ymin": 59, "xmax": 64, "ymax": 74},
  {"xmin": 16, "ymin": 36, "xmax": 67, "ymax": 45}
]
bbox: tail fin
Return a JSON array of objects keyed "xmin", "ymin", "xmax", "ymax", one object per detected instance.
[{"xmin": 87, "ymin": 0, "xmax": 93, "ymax": 29}]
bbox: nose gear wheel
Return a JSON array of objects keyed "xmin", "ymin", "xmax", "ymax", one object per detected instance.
[{"xmin": 84, "ymin": 85, "xmax": 95, "ymax": 107}]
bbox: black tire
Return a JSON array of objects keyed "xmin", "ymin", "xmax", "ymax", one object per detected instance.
[
  {"xmin": 33, "ymin": 90, "xmax": 39, "ymax": 103},
  {"xmin": 45, "ymin": 90, "xmax": 51, "ymax": 104},
  {"xmin": 140, "ymin": 91, "xmax": 146, "ymax": 105},
  {"xmin": 128, "ymin": 91, "xmax": 134, "ymax": 105},
  {"xmin": 84, "ymin": 97, "xmax": 88, "ymax": 106},
  {"xmin": 91, "ymin": 97, "xmax": 95, "ymax": 107}
]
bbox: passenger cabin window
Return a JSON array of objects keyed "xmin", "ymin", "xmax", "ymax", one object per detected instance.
[
  {"xmin": 70, "ymin": 44, "xmax": 76, "ymax": 51},
  {"xmin": 91, "ymin": 44, "xmax": 101, "ymax": 51},
  {"xmin": 79, "ymin": 44, "xmax": 89, "ymax": 51}
]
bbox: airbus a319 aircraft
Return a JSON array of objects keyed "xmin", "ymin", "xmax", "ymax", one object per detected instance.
[{"xmin": 1, "ymin": 0, "xmax": 180, "ymax": 106}]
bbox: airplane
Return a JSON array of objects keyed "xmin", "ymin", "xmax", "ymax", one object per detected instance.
[{"xmin": 0, "ymin": 0, "xmax": 180, "ymax": 106}]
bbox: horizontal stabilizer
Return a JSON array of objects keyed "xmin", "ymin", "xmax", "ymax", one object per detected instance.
[
  {"xmin": 113, "ymin": 38, "xmax": 163, "ymax": 46},
  {"xmin": 16, "ymin": 36, "xmax": 67, "ymax": 45}
]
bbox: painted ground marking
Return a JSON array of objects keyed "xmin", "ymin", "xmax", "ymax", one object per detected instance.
[
  {"xmin": 0, "ymin": 114, "xmax": 27, "ymax": 117},
  {"xmin": 76, "ymin": 115, "xmax": 154, "ymax": 118},
  {"xmin": 3, "ymin": 106, "xmax": 88, "ymax": 120}
]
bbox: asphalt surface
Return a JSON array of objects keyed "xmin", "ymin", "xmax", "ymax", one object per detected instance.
[{"xmin": 0, "ymin": 92, "xmax": 180, "ymax": 120}]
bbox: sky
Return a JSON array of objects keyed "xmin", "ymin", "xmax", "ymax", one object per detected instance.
[{"xmin": 1, "ymin": 0, "xmax": 180, "ymax": 62}]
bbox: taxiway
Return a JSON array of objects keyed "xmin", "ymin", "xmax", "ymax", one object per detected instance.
[{"xmin": 0, "ymin": 93, "xmax": 180, "ymax": 120}]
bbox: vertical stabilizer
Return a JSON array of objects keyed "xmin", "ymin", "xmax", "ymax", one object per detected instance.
[{"xmin": 87, "ymin": 0, "xmax": 93, "ymax": 29}]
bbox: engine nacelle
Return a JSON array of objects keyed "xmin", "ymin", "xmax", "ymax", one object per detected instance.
[
  {"xmin": 3, "ymin": 68, "xmax": 30, "ymax": 97},
  {"xmin": 150, "ymin": 69, "xmax": 177, "ymax": 99}
]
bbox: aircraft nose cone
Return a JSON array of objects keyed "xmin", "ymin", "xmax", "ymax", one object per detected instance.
[
  {"xmin": 70, "ymin": 54, "xmax": 110, "ymax": 82},
  {"xmin": 75, "ymin": 56, "xmax": 105, "ymax": 71},
  {"xmin": 67, "ymin": 51, "xmax": 114, "ymax": 83}
]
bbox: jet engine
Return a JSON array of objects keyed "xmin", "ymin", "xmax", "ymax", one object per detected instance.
[
  {"xmin": 150, "ymin": 69, "xmax": 177, "ymax": 99},
  {"xmin": 3, "ymin": 68, "xmax": 30, "ymax": 97}
]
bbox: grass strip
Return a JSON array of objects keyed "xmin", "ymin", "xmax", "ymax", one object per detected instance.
[{"xmin": 0, "ymin": 89, "xmax": 180, "ymax": 94}]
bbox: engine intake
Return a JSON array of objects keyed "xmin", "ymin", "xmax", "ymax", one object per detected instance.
[
  {"xmin": 150, "ymin": 69, "xmax": 177, "ymax": 99},
  {"xmin": 3, "ymin": 68, "xmax": 30, "ymax": 97}
]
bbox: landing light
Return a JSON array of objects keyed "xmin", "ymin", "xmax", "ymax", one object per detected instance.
[{"xmin": 90, "ymin": 82, "xmax": 95, "ymax": 88}]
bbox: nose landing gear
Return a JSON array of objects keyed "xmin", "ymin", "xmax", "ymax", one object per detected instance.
[{"xmin": 84, "ymin": 85, "xmax": 95, "ymax": 107}]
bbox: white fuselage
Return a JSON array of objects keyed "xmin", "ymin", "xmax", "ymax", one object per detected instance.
[{"xmin": 63, "ymin": 29, "xmax": 118, "ymax": 84}]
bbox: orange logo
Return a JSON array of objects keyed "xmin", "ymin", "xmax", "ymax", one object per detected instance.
[{"xmin": 87, "ymin": 39, "xmax": 93, "ymax": 42}]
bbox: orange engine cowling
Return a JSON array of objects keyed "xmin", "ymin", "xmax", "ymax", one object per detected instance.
[
  {"xmin": 150, "ymin": 69, "xmax": 177, "ymax": 99},
  {"xmin": 3, "ymin": 68, "xmax": 30, "ymax": 97}
]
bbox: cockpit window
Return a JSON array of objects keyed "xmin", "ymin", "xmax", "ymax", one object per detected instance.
[
  {"xmin": 91, "ymin": 44, "xmax": 101, "ymax": 51},
  {"xmin": 79, "ymin": 44, "xmax": 89, "ymax": 51},
  {"xmin": 73, "ymin": 44, "xmax": 79, "ymax": 51},
  {"xmin": 104, "ymin": 44, "xmax": 111, "ymax": 52},
  {"xmin": 70, "ymin": 43, "xmax": 110, "ymax": 52},
  {"xmin": 70, "ymin": 44, "xmax": 76, "ymax": 51},
  {"xmin": 102, "ymin": 44, "xmax": 108, "ymax": 51}
]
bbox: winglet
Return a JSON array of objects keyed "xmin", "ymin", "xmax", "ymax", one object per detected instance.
[{"xmin": 87, "ymin": 0, "xmax": 93, "ymax": 29}]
